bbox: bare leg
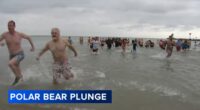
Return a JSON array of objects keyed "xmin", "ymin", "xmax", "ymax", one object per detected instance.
[
  {"xmin": 166, "ymin": 49, "xmax": 172, "ymax": 58},
  {"xmin": 63, "ymin": 73, "xmax": 74, "ymax": 80},
  {"xmin": 8, "ymin": 58, "xmax": 23, "ymax": 85},
  {"xmin": 52, "ymin": 71, "xmax": 59, "ymax": 85},
  {"xmin": 53, "ymin": 78, "xmax": 59, "ymax": 85},
  {"xmin": 63, "ymin": 67, "xmax": 74, "ymax": 80},
  {"xmin": 16, "ymin": 65, "xmax": 23, "ymax": 80}
]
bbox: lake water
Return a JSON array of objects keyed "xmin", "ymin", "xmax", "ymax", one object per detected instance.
[{"xmin": 0, "ymin": 36, "xmax": 200, "ymax": 110}]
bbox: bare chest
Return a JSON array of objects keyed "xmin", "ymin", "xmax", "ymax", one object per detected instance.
[
  {"xmin": 5, "ymin": 34, "xmax": 22, "ymax": 45},
  {"xmin": 49, "ymin": 42, "xmax": 66, "ymax": 52},
  {"xmin": 167, "ymin": 40, "xmax": 174, "ymax": 46}
]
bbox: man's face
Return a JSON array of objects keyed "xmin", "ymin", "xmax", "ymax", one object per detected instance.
[
  {"xmin": 8, "ymin": 22, "xmax": 15, "ymax": 32},
  {"xmin": 51, "ymin": 29, "xmax": 59, "ymax": 41},
  {"xmin": 169, "ymin": 36, "xmax": 173, "ymax": 40}
]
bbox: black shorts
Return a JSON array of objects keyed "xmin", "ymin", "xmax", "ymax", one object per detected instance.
[
  {"xmin": 93, "ymin": 49, "xmax": 98, "ymax": 52},
  {"xmin": 90, "ymin": 44, "xmax": 93, "ymax": 49}
]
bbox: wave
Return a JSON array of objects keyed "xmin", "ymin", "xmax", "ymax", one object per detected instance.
[
  {"xmin": 112, "ymin": 80, "xmax": 186, "ymax": 98},
  {"xmin": 130, "ymin": 81, "xmax": 186, "ymax": 98},
  {"xmin": 150, "ymin": 52, "xmax": 167, "ymax": 60}
]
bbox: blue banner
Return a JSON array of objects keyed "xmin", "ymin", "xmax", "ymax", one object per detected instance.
[{"xmin": 8, "ymin": 90, "xmax": 112, "ymax": 104}]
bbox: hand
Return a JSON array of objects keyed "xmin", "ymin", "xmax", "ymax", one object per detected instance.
[
  {"xmin": 0, "ymin": 42, "xmax": 5, "ymax": 47},
  {"xmin": 36, "ymin": 56, "xmax": 40, "ymax": 61},
  {"xmin": 74, "ymin": 52, "xmax": 78, "ymax": 57},
  {"xmin": 30, "ymin": 47, "xmax": 35, "ymax": 52}
]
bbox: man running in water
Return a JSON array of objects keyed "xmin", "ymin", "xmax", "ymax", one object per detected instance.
[
  {"xmin": 0, "ymin": 20, "xmax": 35, "ymax": 85},
  {"xmin": 106, "ymin": 38, "xmax": 113, "ymax": 49},
  {"xmin": 166, "ymin": 34, "xmax": 175, "ymax": 58},
  {"xmin": 36, "ymin": 28, "xmax": 78, "ymax": 85},
  {"xmin": 121, "ymin": 39, "xmax": 127, "ymax": 53},
  {"xmin": 132, "ymin": 39, "xmax": 137, "ymax": 53},
  {"xmin": 91, "ymin": 37, "xmax": 100, "ymax": 54}
]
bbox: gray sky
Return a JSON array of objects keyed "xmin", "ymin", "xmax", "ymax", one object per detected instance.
[{"xmin": 0, "ymin": 0, "xmax": 200, "ymax": 38}]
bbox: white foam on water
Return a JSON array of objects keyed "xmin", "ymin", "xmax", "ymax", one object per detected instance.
[
  {"xmin": 67, "ymin": 67, "xmax": 106, "ymax": 82},
  {"xmin": 126, "ymin": 50, "xmax": 132, "ymax": 53},
  {"xmin": 71, "ymin": 67, "xmax": 84, "ymax": 80},
  {"xmin": 129, "ymin": 81, "xmax": 146, "ymax": 91},
  {"xmin": 22, "ymin": 60, "xmax": 87, "ymax": 83},
  {"xmin": 150, "ymin": 84, "xmax": 183, "ymax": 97},
  {"xmin": 150, "ymin": 52, "xmax": 184, "ymax": 62},
  {"xmin": 95, "ymin": 71, "xmax": 106, "ymax": 78},
  {"xmin": 150, "ymin": 52, "xmax": 166, "ymax": 60},
  {"xmin": 128, "ymin": 81, "xmax": 186, "ymax": 98},
  {"xmin": 22, "ymin": 63, "xmax": 52, "ymax": 83},
  {"xmin": 115, "ymin": 49, "xmax": 132, "ymax": 53}
]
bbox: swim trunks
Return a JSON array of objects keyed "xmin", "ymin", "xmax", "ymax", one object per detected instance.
[
  {"xmin": 52, "ymin": 61, "xmax": 73, "ymax": 80},
  {"xmin": 9, "ymin": 51, "xmax": 25, "ymax": 64}
]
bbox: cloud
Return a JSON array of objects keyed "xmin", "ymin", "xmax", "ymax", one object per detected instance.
[{"xmin": 0, "ymin": 0, "xmax": 200, "ymax": 38}]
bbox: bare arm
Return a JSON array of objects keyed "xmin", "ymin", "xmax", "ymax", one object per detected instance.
[
  {"xmin": 0, "ymin": 34, "xmax": 5, "ymax": 47},
  {"xmin": 173, "ymin": 41, "xmax": 176, "ymax": 46},
  {"xmin": 36, "ymin": 43, "xmax": 49, "ymax": 60},
  {"xmin": 64, "ymin": 39, "xmax": 78, "ymax": 57},
  {"xmin": 21, "ymin": 33, "xmax": 35, "ymax": 51}
]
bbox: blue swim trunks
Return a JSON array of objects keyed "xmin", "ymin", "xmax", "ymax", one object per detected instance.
[{"xmin": 9, "ymin": 51, "xmax": 25, "ymax": 64}]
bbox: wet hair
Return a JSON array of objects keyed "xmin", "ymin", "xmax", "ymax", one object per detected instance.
[{"xmin": 8, "ymin": 20, "xmax": 15, "ymax": 26}]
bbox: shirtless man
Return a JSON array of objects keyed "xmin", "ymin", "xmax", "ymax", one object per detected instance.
[
  {"xmin": 166, "ymin": 34, "xmax": 175, "ymax": 58},
  {"xmin": 36, "ymin": 28, "xmax": 78, "ymax": 84},
  {"xmin": 121, "ymin": 39, "xmax": 127, "ymax": 53},
  {"xmin": 132, "ymin": 39, "xmax": 137, "ymax": 52},
  {"xmin": 91, "ymin": 37, "xmax": 100, "ymax": 55},
  {"xmin": 0, "ymin": 20, "xmax": 35, "ymax": 85}
]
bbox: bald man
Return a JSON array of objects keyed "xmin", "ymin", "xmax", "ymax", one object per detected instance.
[
  {"xmin": 36, "ymin": 28, "xmax": 78, "ymax": 84},
  {"xmin": 0, "ymin": 20, "xmax": 35, "ymax": 85}
]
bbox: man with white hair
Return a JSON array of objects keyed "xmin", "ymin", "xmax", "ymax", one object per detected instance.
[{"xmin": 36, "ymin": 28, "xmax": 78, "ymax": 84}]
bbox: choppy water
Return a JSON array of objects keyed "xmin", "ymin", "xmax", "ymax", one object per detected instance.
[{"xmin": 0, "ymin": 36, "xmax": 200, "ymax": 110}]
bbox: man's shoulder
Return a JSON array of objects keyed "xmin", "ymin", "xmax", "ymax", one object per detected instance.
[
  {"xmin": 45, "ymin": 41, "xmax": 54, "ymax": 48},
  {"xmin": 16, "ymin": 32, "xmax": 26, "ymax": 36},
  {"xmin": 1, "ymin": 32, "xmax": 9, "ymax": 37},
  {"xmin": 61, "ymin": 38, "xmax": 68, "ymax": 41},
  {"xmin": 47, "ymin": 40, "xmax": 53, "ymax": 45},
  {"xmin": 61, "ymin": 38, "xmax": 69, "ymax": 44}
]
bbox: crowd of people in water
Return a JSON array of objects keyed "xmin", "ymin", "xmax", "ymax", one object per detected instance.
[
  {"xmin": 78, "ymin": 34, "xmax": 200, "ymax": 57},
  {"xmin": 1, "ymin": 20, "xmax": 200, "ymax": 86}
]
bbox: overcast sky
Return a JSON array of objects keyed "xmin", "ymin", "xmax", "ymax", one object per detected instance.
[{"xmin": 0, "ymin": 0, "xmax": 200, "ymax": 38}]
